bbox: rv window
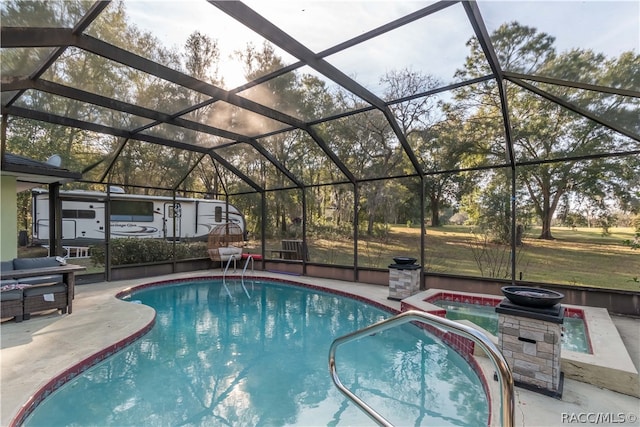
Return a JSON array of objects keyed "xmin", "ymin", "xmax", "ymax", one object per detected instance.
[
  {"xmin": 215, "ymin": 206, "xmax": 222, "ymax": 222},
  {"xmin": 111, "ymin": 200, "xmax": 154, "ymax": 222},
  {"xmin": 62, "ymin": 209, "xmax": 96, "ymax": 219}
]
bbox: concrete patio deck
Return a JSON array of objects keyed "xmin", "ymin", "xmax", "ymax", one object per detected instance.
[{"xmin": 2, "ymin": 271, "xmax": 639, "ymax": 426}]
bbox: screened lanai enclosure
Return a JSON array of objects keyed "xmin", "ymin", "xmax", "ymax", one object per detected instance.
[{"xmin": 1, "ymin": 1, "xmax": 639, "ymax": 292}]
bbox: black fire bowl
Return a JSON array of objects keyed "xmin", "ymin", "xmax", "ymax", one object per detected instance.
[
  {"xmin": 501, "ymin": 286, "xmax": 564, "ymax": 308},
  {"xmin": 393, "ymin": 257, "xmax": 417, "ymax": 265}
]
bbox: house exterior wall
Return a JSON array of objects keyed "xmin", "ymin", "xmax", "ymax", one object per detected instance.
[{"xmin": 1, "ymin": 176, "xmax": 18, "ymax": 260}]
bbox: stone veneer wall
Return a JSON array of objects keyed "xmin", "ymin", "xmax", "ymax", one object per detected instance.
[
  {"xmin": 498, "ymin": 313, "xmax": 562, "ymax": 394},
  {"xmin": 388, "ymin": 267, "xmax": 420, "ymax": 299}
]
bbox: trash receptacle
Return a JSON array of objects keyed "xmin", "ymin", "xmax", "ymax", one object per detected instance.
[{"xmin": 18, "ymin": 230, "xmax": 28, "ymax": 247}]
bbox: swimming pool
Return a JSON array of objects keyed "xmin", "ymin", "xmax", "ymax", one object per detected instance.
[{"xmin": 23, "ymin": 279, "xmax": 490, "ymax": 426}]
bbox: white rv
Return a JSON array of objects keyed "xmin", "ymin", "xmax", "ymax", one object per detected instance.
[{"xmin": 32, "ymin": 187, "xmax": 245, "ymax": 246}]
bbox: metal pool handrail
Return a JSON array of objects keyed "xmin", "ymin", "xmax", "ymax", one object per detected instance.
[
  {"xmin": 240, "ymin": 255, "xmax": 255, "ymax": 298},
  {"xmin": 221, "ymin": 256, "xmax": 236, "ymax": 298},
  {"xmin": 328, "ymin": 309, "xmax": 514, "ymax": 427}
]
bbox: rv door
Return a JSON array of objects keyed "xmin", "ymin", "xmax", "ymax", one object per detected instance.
[
  {"xmin": 164, "ymin": 202, "xmax": 182, "ymax": 240},
  {"xmin": 33, "ymin": 219, "xmax": 77, "ymax": 242}
]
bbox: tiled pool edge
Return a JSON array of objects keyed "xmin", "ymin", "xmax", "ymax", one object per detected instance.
[
  {"xmin": 415, "ymin": 290, "xmax": 592, "ymax": 354},
  {"xmin": 402, "ymin": 289, "xmax": 639, "ymax": 398},
  {"xmin": 117, "ymin": 274, "xmax": 403, "ymax": 315}
]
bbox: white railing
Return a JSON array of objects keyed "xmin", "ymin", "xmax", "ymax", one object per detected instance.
[
  {"xmin": 221, "ymin": 255, "xmax": 236, "ymax": 298},
  {"xmin": 221, "ymin": 254, "xmax": 256, "ymax": 299}
]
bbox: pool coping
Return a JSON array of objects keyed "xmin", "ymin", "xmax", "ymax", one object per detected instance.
[{"xmin": 402, "ymin": 289, "xmax": 639, "ymax": 398}]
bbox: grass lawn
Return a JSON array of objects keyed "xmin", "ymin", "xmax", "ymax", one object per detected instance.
[{"xmin": 303, "ymin": 225, "xmax": 640, "ymax": 292}]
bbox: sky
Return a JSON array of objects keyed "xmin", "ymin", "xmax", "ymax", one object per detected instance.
[{"xmin": 124, "ymin": 1, "xmax": 639, "ymax": 92}]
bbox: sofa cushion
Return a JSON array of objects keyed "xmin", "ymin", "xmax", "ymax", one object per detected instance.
[
  {"xmin": 23, "ymin": 283, "xmax": 67, "ymax": 297},
  {"xmin": 1, "ymin": 260, "xmax": 14, "ymax": 272},
  {"xmin": 0, "ymin": 289, "xmax": 23, "ymax": 301},
  {"xmin": 13, "ymin": 257, "xmax": 61, "ymax": 270},
  {"xmin": 18, "ymin": 275, "xmax": 64, "ymax": 286}
]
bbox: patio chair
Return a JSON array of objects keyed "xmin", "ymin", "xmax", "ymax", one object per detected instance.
[{"xmin": 207, "ymin": 223, "xmax": 244, "ymax": 263}]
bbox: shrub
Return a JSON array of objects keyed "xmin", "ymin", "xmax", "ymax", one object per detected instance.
[{"xmin": 90, "ymin": 239, "xmax": 207, "ymax": 266}]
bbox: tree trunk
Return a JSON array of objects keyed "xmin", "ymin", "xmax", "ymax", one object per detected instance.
[
  {"xmin": 516, "ymin": 224, "xmax": 524, "ymax": 246},
  {"xmin": 280, "ymin": 209, "xmax": 287, "ymax": 233},
  {"xmin": 430, "ymin": 197, "xmax": 440, "ymax": 227},
  {"xmin": 539, "ymin": 214, "xmax": 554, "ymax": 239},
  {"xmin": 367, "ymin": 213, "xmax": 374, "ymax": 235},
  {"xmin": 539, "ymin": 187, "xmax": 555, "ymax": 239}
]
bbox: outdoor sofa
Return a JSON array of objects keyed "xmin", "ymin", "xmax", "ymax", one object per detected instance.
[{"xmin": 1, "ymin": 257, "xmax": 70, "ymax": 322}]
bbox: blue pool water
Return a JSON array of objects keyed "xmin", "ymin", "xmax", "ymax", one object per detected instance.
[
  {"xmin": 433, "ymin": 300, "xmax": 591, "ymax": 353},
  {"xmin": 24, "ymin": 279, "xmax": 489, "ymax": 426}
]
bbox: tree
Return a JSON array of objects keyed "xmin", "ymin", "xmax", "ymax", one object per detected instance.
[
  {"xmin": 513, "ymin": 50, "xmax": 639, "ymax": 239},
  {"xmin": 416, "ymin": 114, "xmax": 477, "ymax": 227},
  {"xmin": 232, "ymin": 42, "xmax": 334, "ymax": 235},
  {"xmin": 456, "ymin": 22, "xmax": 639, "ymax": 239},
  {"xmin": 4, "ymin": 0, "xmax": 227, "ymax": 204},
  {"xmin": 332, "ymin": 69, "xmax": 443, "ymax": 234},
  {"xmin": 178, "ymin": 31, "xmax": 223, "ymax": 195}
]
